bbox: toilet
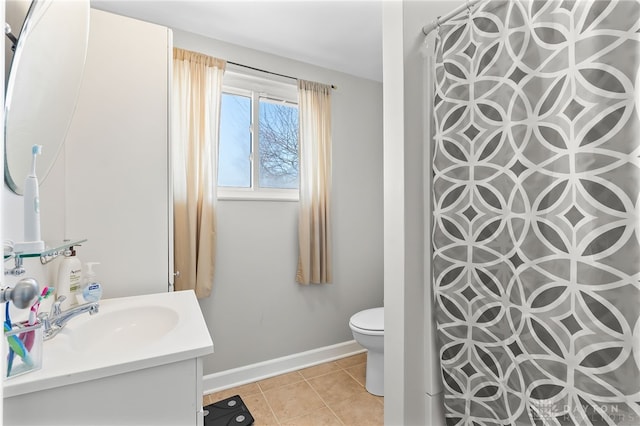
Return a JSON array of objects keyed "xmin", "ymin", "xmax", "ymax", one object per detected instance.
[{"xmin": 349, "ymin": 307, "xmax": 384, "ymax": 396}]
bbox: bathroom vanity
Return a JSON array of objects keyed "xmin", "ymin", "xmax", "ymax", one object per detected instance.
[{"xmin": 3, "ymin": 291, "xmax": 213, "ymax": 426}]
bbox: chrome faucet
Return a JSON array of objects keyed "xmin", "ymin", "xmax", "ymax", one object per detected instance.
[{"xmin": 39, "ymin": 295, "xmax": 99, "ymax": 340}]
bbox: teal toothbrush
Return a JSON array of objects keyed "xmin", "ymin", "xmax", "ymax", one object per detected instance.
[{"xmin": 5, "ymin": 323, "xmax": 33, "ymax": 371}]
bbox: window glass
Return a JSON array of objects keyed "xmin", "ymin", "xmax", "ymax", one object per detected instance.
[
  {"xmin": 217, "ymin": 69, "xmax": 300, "ymax": 200},
  {"xmin": 259, "ymin": 99, "xmax": 299, "ymax": 189},
  {"xmin": 218, "ymin": 93, "xmax": 251, "ymax": 188}
]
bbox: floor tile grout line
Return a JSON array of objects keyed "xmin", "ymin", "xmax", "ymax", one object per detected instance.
[
  {"xmin": 264, "ymin": 364, "xmax": 363, "ymax": 424},
  {"xmin": 262, "ymin": 375, "xmax": 333, "ymax": 425},
  {"xmin": 314, "ymin": 363, "xmax": 373, "ymax": 424},
  {"xmin": 257, "ymin": 370, "xmax": 307, "ymax": 424},
  {"xmin": 258, "ymin": 383, "xmax": 283, "ymax": 425},
  {"xmin": 302, "ymin": 371, "xmax": 346, "ymax": 426},
  {"xmin": 342, "ymin": 365, "xmax": 366, "ymax": 388},
  {"xmin": 314, "ymin": 362, "xmax": 385, "ymax": 422}
]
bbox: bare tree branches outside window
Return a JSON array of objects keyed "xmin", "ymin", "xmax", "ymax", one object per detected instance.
[
  {"xmin": 259, "ymin": 100, "xmax": 299, "ymax": 189},
  {"xmin": 218, "ymin": 91, "xmax": 299, "ymax": 192}
]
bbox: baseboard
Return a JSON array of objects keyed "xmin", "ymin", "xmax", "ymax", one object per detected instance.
[{"xmin": 203, "ymin": 340, "xmax": 365, "ymax": 394}]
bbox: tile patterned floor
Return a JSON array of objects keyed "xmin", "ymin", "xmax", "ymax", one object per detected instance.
[{"xmin": 203, "ymin": 353, "xmax": 384, "ymax": 425}]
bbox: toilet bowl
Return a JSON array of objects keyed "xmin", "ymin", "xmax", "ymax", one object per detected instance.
[{"xmin": 349, "ymin": 307, "xmax": 384, "ymax": 396}]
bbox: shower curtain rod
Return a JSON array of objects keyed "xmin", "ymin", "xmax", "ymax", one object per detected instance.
[
  {"xmin": 422, "ymin": 0, "xmax": 484, "ymax": 35},
  {"xmin": 227, "ymin": 61, "xmax": 337, "ymax": 90}
]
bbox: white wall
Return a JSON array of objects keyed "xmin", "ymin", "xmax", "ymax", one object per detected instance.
[
  {"xmin": 382, "ymin": 1, "xmax": 462, "ymax": 425},
  {"xmin": 3, "ymin": 9, "xmax": 171, "ymax": 301},
  {"xmin": 382, "ymin": 2, "xmax": 410, "ymax": 424},
  {"xmin": 63, "ymin": 9, "xmax": 171, "ymax": 298},
  {"xmin": 173, "ymin": 30, "xmax": 384, "ymax": 375}
]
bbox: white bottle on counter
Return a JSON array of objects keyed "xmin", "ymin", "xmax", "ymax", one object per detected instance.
[
  {"xmin": 57, "ymin": 248, "xmax": 82, "ymax": 311},
  {"xmin": 78, "ymin": 262, "xmax": 102, "ymax": 304}
]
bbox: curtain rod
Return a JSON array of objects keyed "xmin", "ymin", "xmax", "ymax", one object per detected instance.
[
  {"xmin": 422, "ymin": 0, "xmax": 484, "ymax": 35},
  {"xmin": 227, "ymin": 61, "xmax": 337, "ymax": 89}
]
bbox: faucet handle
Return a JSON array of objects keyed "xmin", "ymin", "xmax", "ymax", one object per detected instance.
[
  {"xmin": 51, "ymin": 295, "xmax": 66, "ymax": 316},
  {"xmin": 37, "ymin": 311, "xmax": 51, "ymax": 330}
]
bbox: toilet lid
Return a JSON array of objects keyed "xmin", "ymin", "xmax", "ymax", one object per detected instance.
[{"xmin": 350, "ymin": 307, "xmax": 384, "ymax": 331}]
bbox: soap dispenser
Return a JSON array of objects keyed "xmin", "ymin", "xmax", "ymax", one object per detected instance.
[
  {"xmin": 56, "ymin": 248, "xmax": 82, "ymax": 311},
  {"xmin": 78, "ymin": 262, "xmax": 102, "ymax": 304}
]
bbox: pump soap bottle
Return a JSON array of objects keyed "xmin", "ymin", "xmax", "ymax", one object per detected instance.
[
  {"xmin": 57, "ymin": 248, "xmax": 82, "ymax": 311},
  {"xmin": 78, "ymin": 262, "xmax": 102, "ymax": 304}
]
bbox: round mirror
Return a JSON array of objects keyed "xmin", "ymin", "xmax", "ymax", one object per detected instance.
[{"xmin": 5, "ymin": 0, "xmax": 90, "ymax": 194}]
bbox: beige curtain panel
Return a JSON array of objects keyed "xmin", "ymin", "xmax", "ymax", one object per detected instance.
[
  {"xmin": 296, "ymin": 80, "xmax": 333, "ymax": 284},
  {"xmin": 172, "ymin": 48, "xmax": 226, "ymax": 298}
]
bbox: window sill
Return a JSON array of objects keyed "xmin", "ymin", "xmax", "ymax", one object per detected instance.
[{"xmin": 217, "ymin": 188, "xmax": 299, "ymax": 202}]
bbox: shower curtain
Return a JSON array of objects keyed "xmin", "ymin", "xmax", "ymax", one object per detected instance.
[{"xmin": 431, "ymin": 1, "xmax": 640, "ymax": 424}]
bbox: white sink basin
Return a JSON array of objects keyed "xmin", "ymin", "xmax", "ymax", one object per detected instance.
[
  {"xmin": 4, "ymin": 290, "xmax": 213, "ymax": 398},
  {"xmin": 66, "ymin": 305, "xmax": 179, "ymax": 352}
]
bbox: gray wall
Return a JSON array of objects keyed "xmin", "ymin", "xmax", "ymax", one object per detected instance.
[{"xmin": 174, "ymin": 30, "xmax": 384, "ymax": 375}]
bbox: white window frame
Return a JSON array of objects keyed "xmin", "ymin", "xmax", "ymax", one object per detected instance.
[{"xmin": 217, "ymin": 67, "xmax": 299, "ymax": 201}]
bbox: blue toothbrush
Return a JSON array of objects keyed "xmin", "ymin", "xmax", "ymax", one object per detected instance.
[{"xmin": 5, "ymin": 302, "xmax": 14, "ymax": 376}]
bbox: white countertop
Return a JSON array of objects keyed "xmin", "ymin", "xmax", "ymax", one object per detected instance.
[{"xmin": 4, "ymin": 290, "xmax": 213, "ymax": 398}]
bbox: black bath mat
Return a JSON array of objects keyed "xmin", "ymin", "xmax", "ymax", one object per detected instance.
[{"xmin": 204, "ymin": 394, "xmax": 254, "ymax": 426}]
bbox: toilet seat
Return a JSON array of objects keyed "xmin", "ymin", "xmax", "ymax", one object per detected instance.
[{"xmin": 349, "ymin": 307, "xmax": 383, "ymax": 335}]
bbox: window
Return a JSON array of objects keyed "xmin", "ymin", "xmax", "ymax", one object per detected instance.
[{"xmin": 218, "ymin": 69, "xmax": 299, "ymax": 200}]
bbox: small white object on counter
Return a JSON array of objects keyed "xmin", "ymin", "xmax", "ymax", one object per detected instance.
[
  {"xmin": 78, "ymin": 261, "xmax": 102, "ymax": 304},
  {"xmin": 56, "ymin": 248, "xmax": 82, "ymax": 311}
]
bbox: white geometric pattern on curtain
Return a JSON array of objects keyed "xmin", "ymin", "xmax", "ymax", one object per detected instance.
[
  {"xmin": 172, "ymin": 48, "xmax": 226, "ymax": 299},
  {"xmin": 296, "ymin": 80, "xmax": 333, "ymax": 284},
  {"xmin": 431, "ymin": 1, "xmax": 640, "ymax": 424}
]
